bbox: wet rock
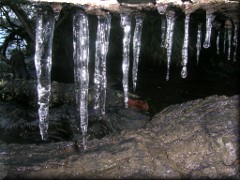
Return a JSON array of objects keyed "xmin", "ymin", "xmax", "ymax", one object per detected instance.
[
  {"xmin": 0, "ymin": 80, "xmax": 150, "ymax": 143},
  {"xmin": 0, "ymin": 95, "xmax": 239, "ymax": 179}
]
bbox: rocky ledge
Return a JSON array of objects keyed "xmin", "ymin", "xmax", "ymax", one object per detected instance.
[{"xmin": 0, "ymin": 95, "xmax": 239, "ymax": 179}]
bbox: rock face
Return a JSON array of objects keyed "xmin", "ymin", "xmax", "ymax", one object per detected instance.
[{"xmin": 0, "ymin": 95, "xmax": 239, "ymax": 179}]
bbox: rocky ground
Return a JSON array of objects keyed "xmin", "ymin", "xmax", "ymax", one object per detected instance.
[{"xmin": 0, "ymin": 95, "xmax": 239, "ymax": 179}]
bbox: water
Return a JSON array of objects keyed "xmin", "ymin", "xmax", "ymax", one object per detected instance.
[
  {"xmin": 73, "ymin": 10, "xmax": 89, "ymax": 149},
  {"xmin": 132, "ymin": 14, "xmax": 144, "ymax": 92},
  {"xmin": 203, "ymin": 12, "xmax": 215, "ymax": 48},
  {"xmin": 196, "ymin": 23, "xmax": 202, "ymax": 64},
  {"xmin": 165, "ymin": 11, "xmax": 175, "ymax": 81},
  {"xmin": 181, "ymin": 13, "xmax": 190, "ymax": 79},
  {"xmin": 34, "ymin": 7, "xmax": 55, "ymax": 141},
  {"xmin": 120, "ymin": 13, "xmax": 132, "ymax": 108},
  {"xmin": 93, "ymin": 14, "xmax": 111, "ymax": 116}
]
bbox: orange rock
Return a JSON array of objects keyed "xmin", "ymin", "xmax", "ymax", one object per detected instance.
[{"xmin": 127, "ymin": 98, "xmax": 149, "ymax": 111}]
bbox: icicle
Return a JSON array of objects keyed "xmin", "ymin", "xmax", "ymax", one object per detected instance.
[
  {"xmin": 94, "ymin": 13, "xmax": 111, "ymax": 116},
  {"xmin": 181, "ymin": 13, "xmax": 190, "ymax": 79},
  {"xmin": 203, "ymin": 12, "xmax": 216, "ymax": 48},
  {"xmin": 73, "ymin": 10, "xmax": 89, "ymax": 149},
  {"xmin": 233, "ymin": 22, "xmax": 238, "ymax": 62},
  {"xmin": 227, "ymin": 29, "xmax": 232, "ymax": 61},
  {"xmin": 165, "ymin": 11, "xmax": 176, "ymax": 81},
  {"xmin": 216, "ymin": 31, "xmax": 220, "ymax": 54},
  {"xmin": 132, "ymin": 14, "xmax": 144, "ymax": 92},
  {"xmin": 160, "ymin": 16, "xmax": 166, "ymax": 47},
  {"xmin": 34, "ymin": 7, "xmax": 55, "ymax": 140},
  {"xmin": 120, "ymin": 13, "xmax": 132, "ymax": 108},
  {"xmin": 223, "ymin": 29, "xmax": 227, "ymax": 53},
  {"xmin": 224, "ymin": 19, "xmax": 233, "ymax": 61},
  {"xmin": 213, "ymin": 19, "xmax": 221, "ymax": 55},
  {"xmin": 196, "ymin": 23, "xmax": 202, "ymax": 64}
]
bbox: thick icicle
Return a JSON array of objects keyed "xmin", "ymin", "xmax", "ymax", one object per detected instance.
[
  {"xmin": 160, "ymin": 16, "xmax": 166, "ymax": 47},
  {"xmin": 196, "ymin": 23, "xmax": 202, "ymax": 64},
  {"xmin": 216, "ymin": 31, "xmax": 220, "ymax": 54},
  {"xmin": 34, "ymin": 7, "xmax": 55, "ymax": 140},
  {"xmin": 203, "ymin": 12, "xmax": 216, "ymax": 48},
  {"xmin": 120, "ymin": 13, "xmax": 132, "ymax": 108},
  {"xmin": 94, "ymin": 13, "xmax": 111, "ymax": 116},
  {"xmin": 181, "ymin": 13, "xmax": 190, "ymax": 79},
  {"xmin": 165, "ymin": 11, "xmax": 176, "ymax": 81},
  {"xmin": 132, "ymin": 14, "xmax": 144, "ymax": 92},
  {"xmin": 73, "ymin": 10, "xmax": 89, "ymax": 149},
  {"xmin": 233, "ymin": 22, "xmax": 238, "ymax": 62}
]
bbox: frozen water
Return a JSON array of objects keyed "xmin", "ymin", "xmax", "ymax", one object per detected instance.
[
  {"xmin": 132, "ymin": 14, "xmax": 144, "ymax": 92},
  {"xmin": 160, "ymin": 16, "xmax": 166, "ymax": 47},
  {"xmin": 165, "ymin": 11, "xmax": 176, "ymax": 81},
  {"xmin": 34, "ymin": 7, "xmax": 55, "ymax": 140},
  {"xmin": 223, "ymin": 29, "xmax": 227, "ymax": 53},
  {"xmin": 196, "ymin": 23, "xmax": 202, "ymax": 64},
  {"xmin": 227, "ymin": 29, "xmax": 232, "ymax": 61},
  {"xmin": 73, "ymin": 10, "xmax": 89, "ymax": 149},
  {"xmin": 224, "ymin": 19, "xmax": 233, "ymax": 61},
  {"xmin": 216, "ymin": 31, "xmax": 220, "ymax": 54},
  {"xmin": 233, "ymin": 22, "xmax": 238, "ymax": 62},
  {"xmin": 181, "ymin": 14, "xmax": 190, "ymax": 79},
  {"xmin": 94, "ymin": 14, "xmax": 111, "ymax": 116},
  {"xmin": 120, "ymin": 13, "xmax": 132, "ymax": 108},
  {"xmin": 203, "ymin": 12, "xmax": 215, "ymax": 48}
]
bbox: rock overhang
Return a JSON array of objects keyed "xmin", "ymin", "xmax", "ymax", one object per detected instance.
[{"xmin": 6, "ymin": 0, "xmax": 240, "ymax": 19}]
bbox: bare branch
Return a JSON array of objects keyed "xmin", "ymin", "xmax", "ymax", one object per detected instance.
[{"xmin": 8, "ymin": 4, "xmax": 35, "ymax": 42}]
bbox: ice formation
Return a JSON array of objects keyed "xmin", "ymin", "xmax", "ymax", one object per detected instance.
[
  {"xmin": 34, "ymin": 7, "xmax": 55, "ymax": 140},
  {"xmin": 165, "ymin": 11, "xmax": 176, "ymax": 81},
  {"xmin": 132, "ymin": 14, "xmax": 144, "ymax": 92},
  {"xmin": 196, "ymin": 23, "xmax": 202, "ymax": 64},
  {"xmin": 73, "ymin": 10, "xmax": 89, "ymax": 149},
  {"xmin": 120, "ymin": 13, "xmax": 132, "ymax": 108},
  {"xmin": 160, "ymin": 16, "xmax": 166, "ymax": 47},
  {"xmin": 181, "ymin": 13, "xmax": 190, "ymax": 78},
  {"xmin": 94, "ymin": 14, "xmax": 111, "ymax": 115},
  {"xmin": 203, "ymin": 12, "xmax": 216, "ymax": 48}
]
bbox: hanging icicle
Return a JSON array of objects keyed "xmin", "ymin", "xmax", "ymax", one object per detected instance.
[
  {"xmin": 120, "ymin": 13, "xmax": 132, "ymax": 108},
  {"xmin": 160, "ymin": 16, "xmax": 166, "ymax": 48},
  {"xmin": 227, "ymin": 28, "xmax": 232, "ymax": 61},
  {"xmin": 213, "ymin": 19, "xmax": 221, "ymax": 55},
  {"xmin": 216, "ymin": 31, "xmax": 220, "ymax": 54},
  {"xmin": 132, "ymin": 13, "xmax": 144, "ymax": 92},
  {"xmin": 165, "ymin": 11, "xmax": 176, "ymax": 81},
  {"xmin": 233, "ymin": 22, "xmax": 238, "ymax": 62},
  {"xmin": 94, "ymin": 13, "xmax": 111, "ymax": 116},
  {"xmin": 223, "ymin": 28, "xmax": 227, "ymax": 54},
  {"xmin": 196, "ymin": 23, "xmax": 202, "ymax": 64},
  {"xmin": 181, "ymin": 13, "xmax": 190, "ymax": 79},
  {"xmin": 34, "ymin": 7, "xmax": 55, "ymax": 140},
  {"xmin": 224, "ymin": 19, "xmax": 233, "ymax": 61},
  {"xmin": 73, "ymin": 10, "xmax": 89, "ymax": 149},
  {"xmin": 203, "ymin": 12, "xmax": 216, "ymax": 48}
]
